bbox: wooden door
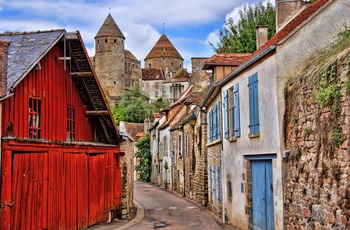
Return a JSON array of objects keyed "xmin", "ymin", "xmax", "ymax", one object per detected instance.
[
  {"xmin": 251, "ymin": 160, "xmax": 274, "ymax": 230},
  {"xmin": 12, "ymin": 153, "xmax": 49, "ymax": 230}
]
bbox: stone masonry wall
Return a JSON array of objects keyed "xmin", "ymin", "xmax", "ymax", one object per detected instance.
[
  {"xmin": 0, "ymin": 41, "xmax": 8, "ymax": 97},
  {"xmin": 284, "ymin": 52, "xmax": 350, "ymax": 229}
]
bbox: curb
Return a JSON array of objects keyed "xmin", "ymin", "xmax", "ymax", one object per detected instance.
[{"xmin": 113, "ymin": 199, "xmax": 145, "ymax": 230}]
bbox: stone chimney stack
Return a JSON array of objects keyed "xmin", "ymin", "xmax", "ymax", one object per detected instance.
[
  {"xmin": 0, "ymin": 40, "xmax": 9, "ymax": 97},
  {"xmin": 144, "ymin": 116, "xmax": 150, "ymax": 133},
  {"xmin": 256, "ymin": 26, "xmax": 269, "ymax": 49},
  {"xmin": 276, "ymin": 0, "xmax": 311, "ymax": 31}
]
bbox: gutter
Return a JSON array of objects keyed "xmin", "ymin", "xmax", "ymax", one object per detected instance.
[{"xmin": 217, "ymin": 45, "xmax": 276, "ymax": 86}]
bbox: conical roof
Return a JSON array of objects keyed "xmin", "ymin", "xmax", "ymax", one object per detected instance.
[
  {"xmin": 95, "ymin": 13, "xmax": 125, "ymax": 39},
  {"xmin": 145, "ymin": 34, "xmax": 183, "ymax": 60}
]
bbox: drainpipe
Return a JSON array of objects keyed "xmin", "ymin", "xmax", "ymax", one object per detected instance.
[{"xmin": 221, "ymin": 150, "xmax": 225, "ymax": 224}]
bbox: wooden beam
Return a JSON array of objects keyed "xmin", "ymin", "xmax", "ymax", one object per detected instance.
[
  {"xmin": 70, "ymin": 72, "xmax": 93, "ymax": 77},
  {"xmin": 56, "ymin": 57, "xmax": 71, "ymax": 60},
  {"xmin": 85, "ymin": 110, "xmax": 109, "ymax": 116}
]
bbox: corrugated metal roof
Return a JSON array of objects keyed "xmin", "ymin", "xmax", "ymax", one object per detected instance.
[{"xmin": 0, "ymin": 29, "xmax": 65, "ymax": 91}]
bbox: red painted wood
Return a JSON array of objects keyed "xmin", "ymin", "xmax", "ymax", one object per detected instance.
[
  {"xmin": 2, "ymin": 45, "xmax": 95, "ymax": 142},
  {"xmin": 1, "ymin": 41, "xmax": 121, "ymax": 229}
]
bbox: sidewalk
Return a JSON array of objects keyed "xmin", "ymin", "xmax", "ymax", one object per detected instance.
[{"xmin": 88, "ymin": 200, "xmax": 145, "ymax": 230}]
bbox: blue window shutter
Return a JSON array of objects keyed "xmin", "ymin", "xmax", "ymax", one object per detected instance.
[
  {"xmin": 253, "ymin": 74, "xmax": 259, "ymax": 133},
  {"xmin": 209, "ymin": 111, "xmax": 213, "ymax": 141},
  {"xmin": 224, "ymin": 90, "xmax": 229, "ymax": 138},
  {"xmin": 217, "ymin": 102, "xmax": 221, "ymax": 138},
  {"xmin": 233, "ymin": 83, "xmax": 241, "ymax": 137},
  {"xmin": 248, "ymin": 76, "xmax": 255, "ymax": 133},
  {"xmin": 218, "ymin": 166, "xmax": 221, "ymax": 202},
  {"xmin": 210, "ymin": 165, "xmax": 212, "ymax": 195},
  {"xmin": 213, "ymin": 106, "xmax": 217, "ymax": 140}
]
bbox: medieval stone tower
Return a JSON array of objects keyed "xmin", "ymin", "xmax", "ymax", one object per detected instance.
[
  {"xmin": 144, "ymin": 34, "xmax": 184, "ymax": 78},
  {"xmin": 94, "ymin": 13, "xmax": 125, "ymax": 105}
]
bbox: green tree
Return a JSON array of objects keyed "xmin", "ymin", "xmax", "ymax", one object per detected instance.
[
  {"xmin": 112, "ymin": 84, "xmax": 153, "ymax": 124},
  {"xmin": 154, "ymin": 98, "xmax": 170, "ymax": 112},
  {"xmin": 210, "ymin": 1, "xmax": 275, "ymax": 53},
  {"xmin": 134, "ymin": 135, "xmax": 151, "ymax": 182}
]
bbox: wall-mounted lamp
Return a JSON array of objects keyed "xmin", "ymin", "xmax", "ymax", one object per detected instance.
[
  {"xmin": 189, "ymin": 113, "xmax": 197, "ymax": 127},
  {"xmin": 152, "ymin": 133, "xmax": 156, "ymax": 141}
]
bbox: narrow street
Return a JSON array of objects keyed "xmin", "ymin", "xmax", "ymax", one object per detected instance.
[{"xmin": 130, "ymin": 181, "xmax": 235, "ymax": 230}]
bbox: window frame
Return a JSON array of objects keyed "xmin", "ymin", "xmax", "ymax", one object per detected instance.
[{"xmin": 28, "ymin": 97, "xmax": 42, "ymax": 139}]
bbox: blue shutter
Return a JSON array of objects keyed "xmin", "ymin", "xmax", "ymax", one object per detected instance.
[
  {"xmin": 210, "ymin": 165, "xmax": 212, "ymax": 195},
  {"xmin": 213, "ymin": 106, "xmax": 217, "ymax": 140},
  {"xmin": 224, "ymin": 90, "xmax": 229, "ymax": 139},
  {"xmin": 248, "ymin": 75, "xmax": 255, "ymax": 133},
  {"xmin": 218, "ymin": 166, "xmax": 221, "ymax": 202},
  {"xmin": 209, "ymin": 111, "xmax": 213, "ymax": 141},
  {"xmin": 253, "ymin": 74, "xmax": 259, "ymax": 133},
  {"xmin": 217, "ymin": 102, "xmax": 221, "ymax": 138},
  {"xmin": 233, "ymin": 83, "xmax": 241, "ymax": 137}
]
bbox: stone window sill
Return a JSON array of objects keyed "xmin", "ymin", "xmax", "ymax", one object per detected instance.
[{"xmin": 249, "ymin": 133, "xmax": 260, "ymax": 138}]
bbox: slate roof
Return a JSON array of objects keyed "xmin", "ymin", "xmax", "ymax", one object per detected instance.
[
  {"xmin": 203, "ymin": 53, "xmax": 252, "ymax": 70},
  {"xmin": 142, "ymin": 68, "xmax": 165, "ymax": 80},
  {"xmin": 0, "ymin": 30, "xmax": 65, "ymax": 91},
  {"xmin": 145, "ymin": 34, "xmax": 183, "ymax": 60},
  {"xmin": 164, "ymin": 68, "xmax": 190, "ymax": 83},
  {"xmin": 95, "ymin": 13, "xmax": 125, "ymax": 39}
]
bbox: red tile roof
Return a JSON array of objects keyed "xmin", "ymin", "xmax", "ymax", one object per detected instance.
[
  {"xmin": 142, "ymin": 68, "xmax": 165, "ymax": 80},
  {"xmin": 145, "ymin": 34, "xmax": 183, "ymax": 60},
  {"xmin": 253, "ymin": 0, "xmax": 332, "ymax": 56},
  {"xmin": 125, "ymin": 123, "xmax": 144, "ymax": 140},
  {"xmin": 164, "ymin": 68, "xmax": 190, "ymax": 83},
  {"xmin": 203, "ymin": 53, "xmax": 252, "ymax": 69}
]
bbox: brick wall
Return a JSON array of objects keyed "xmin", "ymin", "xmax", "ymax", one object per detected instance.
[{"xmin": 0, "ymin": 40, "xmax": 8, "ymax": 97}]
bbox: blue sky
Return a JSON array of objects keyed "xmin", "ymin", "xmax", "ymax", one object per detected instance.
[{"xmin": 0, "ymin": 0, "xmax": 265, "ymax": 70}]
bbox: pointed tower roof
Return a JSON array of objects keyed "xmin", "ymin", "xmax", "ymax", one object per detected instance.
[
  {"xmin": 95, "ymin": 13, "xmax": 125, "ymax": 39},
  {"xmin": 145, "ymin": 34, "xmax": 183, "ymax": 60}
]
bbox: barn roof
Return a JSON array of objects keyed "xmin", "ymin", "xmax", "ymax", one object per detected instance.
[{"xmin": 0, "ymin": 29, "xmax": 120, "ymax": 143}]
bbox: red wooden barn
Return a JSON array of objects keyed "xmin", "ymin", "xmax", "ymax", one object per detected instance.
[{"xmin": 0, "ymin": 30, "xmax": 122, "ymax": 229}]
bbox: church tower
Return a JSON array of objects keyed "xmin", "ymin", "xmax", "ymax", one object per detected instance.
[{"xmin": 94, "ymin": 13, "xmax": 125, "ymax": 105}]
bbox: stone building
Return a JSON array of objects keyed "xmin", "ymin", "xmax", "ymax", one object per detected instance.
[
  {"xmin": 92, "ymin": 14, "xmax": 141, "ymax": 105},
  {"xmin": 142, "ymin": 34, "xmax": 190, "ymax": 103}
]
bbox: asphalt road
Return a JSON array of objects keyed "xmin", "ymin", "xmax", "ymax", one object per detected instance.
[{"xmin": 130, "ymin": 181, "xmax": 235, "ymax": 230}]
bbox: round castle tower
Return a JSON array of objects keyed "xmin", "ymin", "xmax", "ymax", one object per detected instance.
[{"xmin": 94, "ymin": 13, "xmax": 125, "ymax": 105}]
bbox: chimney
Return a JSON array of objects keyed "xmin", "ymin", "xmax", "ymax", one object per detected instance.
[
  {"xmin": 256, "ymin": 26, "xmax": 269, "ymax": 49},
  {"xmin": 144, "ymin": 116, "xmax": 150, "ymax": 133},
  {"xmin": 0, "ymin": 40, "xmax": 9, "ymax": 97},
  {"xmin": 276, "ymin": 0, "xmax": 311, "ymax": 31}
]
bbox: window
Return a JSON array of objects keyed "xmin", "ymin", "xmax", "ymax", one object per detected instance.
[
  {"xmin": 29, "ymin": 97, "xmax": 41, "ymax": 139},
  {"xmin": 105, "ymin": 39, "xmax": 107, "ymax": 43},
  {"xmin": 227, "ymin": 180, "xmax": 232, "ymax": 198},
  {"xmin": 155, "ymin": 82, "xmax": 159, "ymax": 89},
  {"xmin": 67, "ymin": 105, "xmax": 75, "ymax": 141},
  {"xmin": 114, "ymin": 39, "xmax": 116, "ymax": 43},
  {"xmin": 155, "ymin": 91, "xmax": 159, "ymax": 97},
  {"xmin": 248, "ymin": 73, "xmax": 259, "ymax": 134},
  {"xmin": 209, "ymin": 101, "xmax": 221, "ymax": 142}
]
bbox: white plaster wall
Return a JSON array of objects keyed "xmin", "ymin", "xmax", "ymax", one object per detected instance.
[
  {"xmin": 221, "ymin": 56, "xmax": 284, "ymax": 229},
  {"xmin": 159, "ymin": 126, "xmax": 172, "ymax": 187}
]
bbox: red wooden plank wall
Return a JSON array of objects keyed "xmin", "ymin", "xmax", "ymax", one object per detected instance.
[
  {"xmin": 5, "ymin": 148, "xmax": 121, "ymax": 230},
  {"xmin": 2, "ymin": 44, "xmax": 94, "ymax": 142}
]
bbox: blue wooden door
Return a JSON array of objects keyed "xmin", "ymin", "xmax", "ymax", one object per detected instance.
[{"xmin": 252, "ymin": 160, "xmax": 274, "ymax": 230}]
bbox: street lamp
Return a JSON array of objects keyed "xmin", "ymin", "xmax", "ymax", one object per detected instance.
[{"xmin": 189, "ymin": 113, "xmax": 197, "ymax": 127}]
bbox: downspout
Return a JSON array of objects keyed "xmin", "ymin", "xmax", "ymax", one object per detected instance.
[{"xmin": 221, "ymin": 150, "xmax": 225, "ymax": 224}]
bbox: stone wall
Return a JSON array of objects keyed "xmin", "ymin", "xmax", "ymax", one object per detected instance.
[
  {"xmin": 145, "ymin": 57, "xmax": 183, "ymax": 75},
  {"xmin": 284, "ymin": 51, "xmax": 350, "ymax": 229},
  {"xmin": 183, "ymin": 122, "xmax": 195, "ymax": 198},
  {"xmin": 192, "ymin": 110, "xmax": 208, "ymax": 206}
]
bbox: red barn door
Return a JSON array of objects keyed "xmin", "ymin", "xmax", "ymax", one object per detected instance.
[{"xmin": 11, "ymin": 152, "xmax": 49, "ymax": 230}]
